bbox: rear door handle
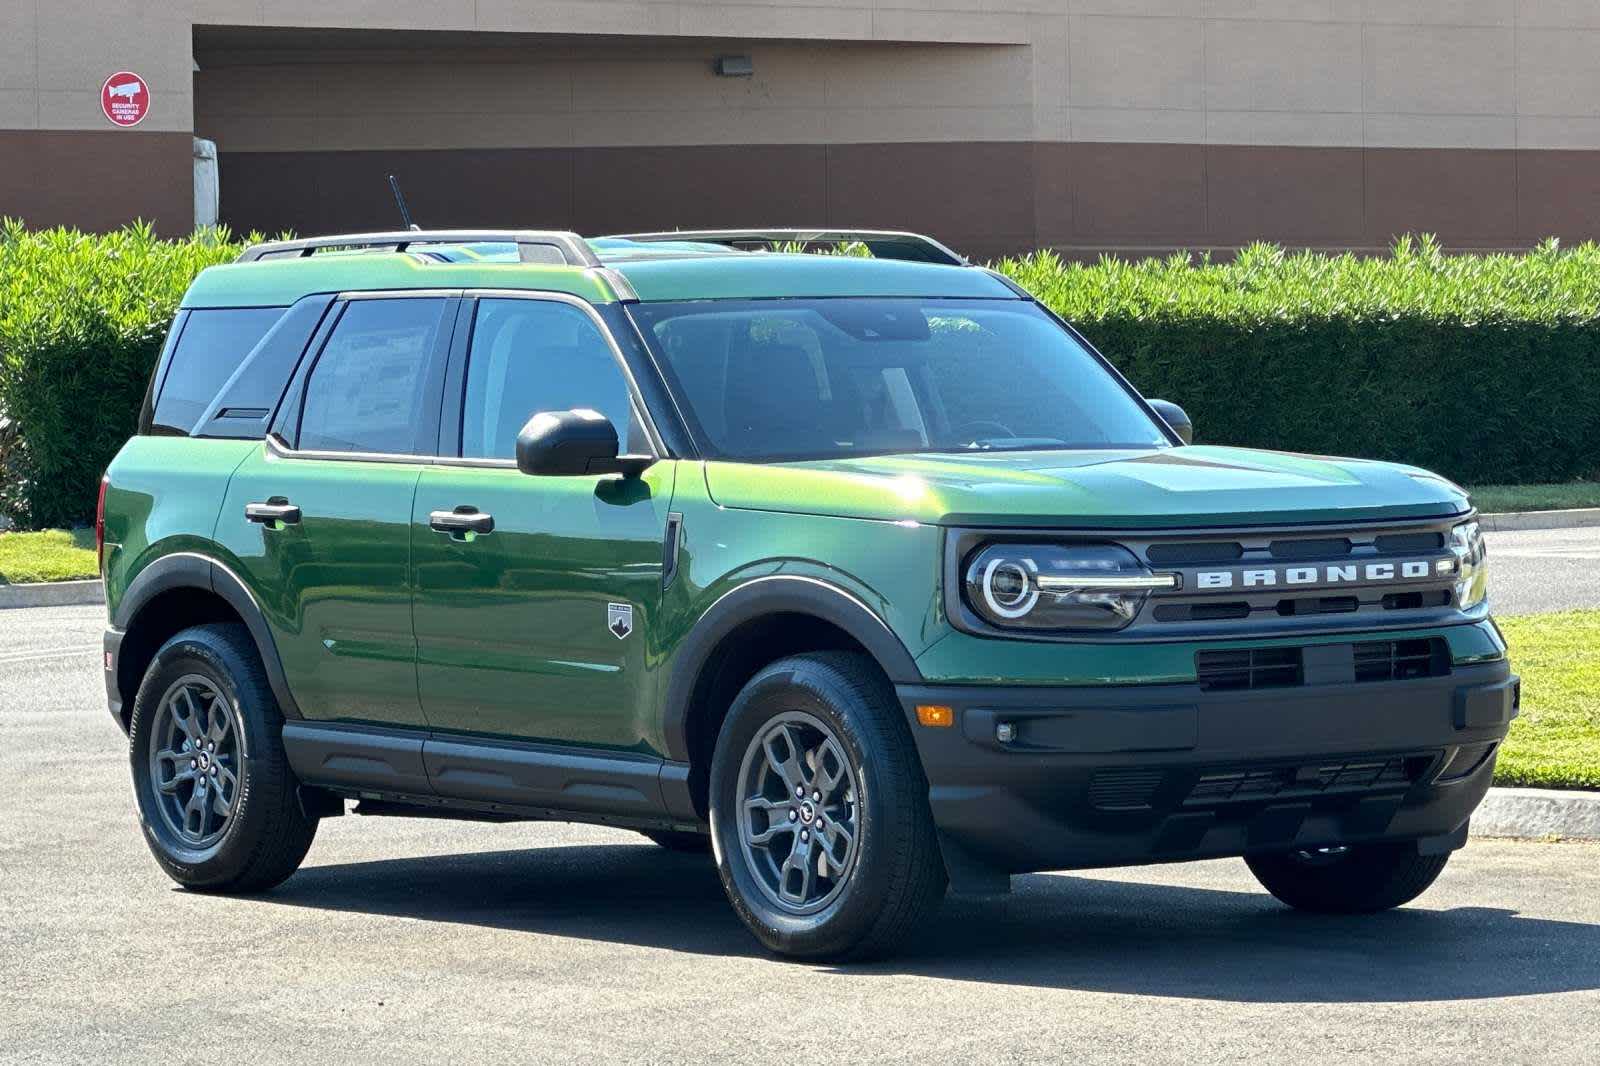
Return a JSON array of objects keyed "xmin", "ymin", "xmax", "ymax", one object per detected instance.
[
  {"xmin": 429, "ymin": 508, "xmax": 494, "ymax": 537},
  {"xmin": 245, "ymin": 500, "xmax": 301, "ymax": 526}
]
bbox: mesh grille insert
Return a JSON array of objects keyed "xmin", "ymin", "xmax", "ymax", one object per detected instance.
[
  {"xmin": 1195, "ymin": 647, "xmax": 1303, "ymax": 691},
  {"xmin": 1183, "ymin": 753, "xmax": 1431, "ymax": 806},
  {"xmin": 1088, "ymin": 769, "xmax": 1166, "ymax": 811},
  {"xmin": 1353, "ymin": 638, "xmax": 1447, "ymax": 682}
]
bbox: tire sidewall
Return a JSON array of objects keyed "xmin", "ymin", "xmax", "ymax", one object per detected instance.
[
  {"xmin": 128, "ymin": 630, "xmax": 273, "ymax": 885},
  {"xmin": 709, "ymin": 662, "xmax": 897, "ymax": 957}
]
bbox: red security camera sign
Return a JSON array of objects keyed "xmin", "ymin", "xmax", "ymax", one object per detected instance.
[{"xmin": 100, "ymin": 72, "xmax": 150, "ymax": 127}]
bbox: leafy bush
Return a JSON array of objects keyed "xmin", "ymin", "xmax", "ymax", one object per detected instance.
[
  {"xmin": 994, "ymin": 237, "xmax": 1600, "ymax": 485},
  {"xmin": 0, "ymin": 221, "xmax": 243, "ymax": 529},
  {"xmin": 1, "ymin": 227, "xmax": 1597, "ymax": 528}
]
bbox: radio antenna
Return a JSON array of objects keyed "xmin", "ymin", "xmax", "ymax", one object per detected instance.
[{"xmin": 388, "ymin": 174, "xmax": 420, "ymax": 231}]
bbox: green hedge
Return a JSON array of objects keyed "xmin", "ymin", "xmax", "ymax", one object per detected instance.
[
  {"xmin": 995, "ymin": 237, "xmax": 1600, "ymax": 486},
  {"xmin": 2, "ymin": 228, "xmax": 1598, "ymax": 528},
  {"xmin": 0, "ymin": 222, "xmax": 243, "ymax": 529}
]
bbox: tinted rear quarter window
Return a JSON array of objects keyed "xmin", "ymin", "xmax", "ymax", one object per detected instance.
[{"xmin": 150, "ymin": 308, "xmax": 285, "ymax": 435}]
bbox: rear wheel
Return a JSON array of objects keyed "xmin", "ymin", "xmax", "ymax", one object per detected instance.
[
  {"xmin": 1246, "ymin": 842, "xmax": 1450, "ymax": 913},
  {"xmin": 708, "ymin": 652, "xmax": 946, "ymax": 961},
  {"xmin": 128, "ymin": 624, "xmax": 317, "ymax": 893}
]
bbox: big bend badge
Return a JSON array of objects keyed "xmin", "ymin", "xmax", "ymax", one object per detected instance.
[{"xmin": 607, "ymin": 602, "xmax": 634, "ymax": 640}]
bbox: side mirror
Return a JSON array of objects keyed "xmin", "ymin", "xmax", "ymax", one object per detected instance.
[
  {"xmin": 1148, "ymin": 399, "xmax": 1192, "ymax": 445},
  {"xmin": 515, "ymin": 409, "xmax": 654, "ymax": 478}
]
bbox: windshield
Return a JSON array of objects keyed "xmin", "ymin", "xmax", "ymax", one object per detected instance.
[{"xmin": 629, "ymin": 298, "xmax": 1172, "ymax": 461}]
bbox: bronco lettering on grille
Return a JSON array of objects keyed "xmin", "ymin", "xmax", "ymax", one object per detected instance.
[{"xmin": 1193, "ymin": 560, "xmax": 1442, "ymax": 591}]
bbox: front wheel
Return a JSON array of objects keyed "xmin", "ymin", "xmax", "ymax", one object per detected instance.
[
  {"xmin": 708, "ymin": 652, "xmax": 946, "ymax": 961},
  {"xmin": 1245, "ymin": 842, "xmax": 1451, "ymax": 913}
]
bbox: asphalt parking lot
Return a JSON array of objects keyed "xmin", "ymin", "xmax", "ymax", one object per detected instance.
[
  {"xmin": 2, "ymin": 526, "xmax": 1598, "ymax": 1065},
  {"xmin": 1487, "ymin": 526, "xmax": 1600, "ymax": 616}
]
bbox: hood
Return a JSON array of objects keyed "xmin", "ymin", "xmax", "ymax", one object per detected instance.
[{"xmin": 702, "ymin": 446, "xmax": 1472, "ymax": 529}]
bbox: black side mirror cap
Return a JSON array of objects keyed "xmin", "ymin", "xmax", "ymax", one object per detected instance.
[
  {"xmin": 1147, "ymin": 399, "xmax": 1193, "ymax": 445},
  {"xmin": 515, "ymin": 409, "xmax": 654, "ymax": 478}
]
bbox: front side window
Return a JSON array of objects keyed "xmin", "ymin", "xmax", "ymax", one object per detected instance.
[
  {"xmin": 630, "ymin": 298, "xmax": 1171, "ymax": 461},
  {"xmin": 297, "ymin": 298, "xmax": 446, "ymax": 454},
  {"xmin": 460, "ymin": 298, "xmax": 636, "ymax": 460}
]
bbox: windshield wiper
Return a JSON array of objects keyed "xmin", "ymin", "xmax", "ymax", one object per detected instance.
[{"xmin": 961, "ymin": 437, "xmax": 1070, "ymax": 452}]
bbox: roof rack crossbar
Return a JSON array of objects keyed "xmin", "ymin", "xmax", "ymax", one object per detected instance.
[
  {"xmin": 602, "ymin": 229, "xmax": 967, "ymax": 267},
  {"xmin": 236, "ymin": 230, "xmax": 601, "ymax": 267}
]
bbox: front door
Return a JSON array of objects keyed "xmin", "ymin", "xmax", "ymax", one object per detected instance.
[
  {"xmin": 215, "ymin": 294, "xmax": 456, "ymax": 727},
  {"xmin": 411, "ymin": 294, "xmax": 676, "ymax": 749}
]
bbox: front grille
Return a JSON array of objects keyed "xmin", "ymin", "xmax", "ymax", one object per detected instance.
[
  {"xmin": 1196, "ymin": 647, "xmax": 1303, "ymax": 691},
  {"xmin": 1122, "ymin": 518, "xmax": 1465, "ymax": 636},
  {"xmin": 1353, "ymin": 638, "xmax": 1448, "ymax": 682},
  {"xmin": 1183, "ymin": 753, "xmax": 1432, "ymax": 806}
]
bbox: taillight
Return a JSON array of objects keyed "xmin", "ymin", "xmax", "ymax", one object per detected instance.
[{"xmin": 96, "ymin": 474, "xmax": 110, "ymax": 574}]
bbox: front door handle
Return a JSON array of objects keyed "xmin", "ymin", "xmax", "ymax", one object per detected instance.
[
  {"xmin": 429, "ymin": 507, "xmax": 494, "ymax": 537},
  {"xmin": 245, "ymin": 499, "xmax": 302, "ymax": 526}
]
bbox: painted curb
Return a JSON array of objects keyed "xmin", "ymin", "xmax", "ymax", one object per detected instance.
[
  {"xmin": 0, "ymin": 579, "xmax": 105, "ymax": 610},
  {"xmin": 1479, "ymin": 507, "xmax": 1600, "ymax": 532},
  {"xmin": 1471, "ymin": 786, "xmax": 1600, "ymax": 841}
]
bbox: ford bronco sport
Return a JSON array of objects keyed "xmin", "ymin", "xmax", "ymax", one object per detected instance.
[{"xmin": 100, "ymin": 228, "xmax": 1517, "ymax": 960}]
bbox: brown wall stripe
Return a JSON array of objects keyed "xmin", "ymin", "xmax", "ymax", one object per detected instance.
[{"xmin": 7, "ymin": 133, "xmax": 1600, "ymax": 259}]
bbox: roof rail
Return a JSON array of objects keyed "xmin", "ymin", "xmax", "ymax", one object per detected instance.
[
  {"xmin": 236, "ymin": 230, "xmax": 600, "ymax": 267},
  {"xmin": 603, "ymin": 229, "xmax": 968, "ymax": 267}
]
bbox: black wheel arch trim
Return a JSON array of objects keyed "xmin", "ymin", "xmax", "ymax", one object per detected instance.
[
  {"xmin": 660, "ymin": 575, "xmax": 923, "ymax": 762},
  {"xmin": 113, "ymin": 551, "xmax": 304, "ymax": 722}
]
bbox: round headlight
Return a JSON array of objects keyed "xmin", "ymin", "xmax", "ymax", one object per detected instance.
[{"xmin": 962, "ymin": 543, "xmax": 1175, "ymax": 631}]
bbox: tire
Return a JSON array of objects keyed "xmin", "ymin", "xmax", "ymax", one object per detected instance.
[
  {"xmin": 127, "ymin": 623, "xmax": 317, "ymax": 893},
  {"xmin": 641, "ymin": 829, "xmax": 711, "ymax": 853},
  {"xmin": 1245, "ymin": 842, "xmax": 1451, "ymax": 914},
  {"xmin": 708, "ymin": 651, "xmax": 946, "ymax": 961}
]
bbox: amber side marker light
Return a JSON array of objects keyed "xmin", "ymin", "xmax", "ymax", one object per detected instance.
[{"xmin": 916, "ymin": 705, "xmax": 954, "ymax": 728}]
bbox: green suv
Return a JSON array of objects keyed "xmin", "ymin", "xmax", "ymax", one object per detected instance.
[{"xmin": 100, "ymin": 228, "xmax": 1517, "ymax": 960}]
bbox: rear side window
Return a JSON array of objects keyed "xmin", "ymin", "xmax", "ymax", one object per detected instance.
[
  {"xmin": 150, "ymin": 308, "xmax": 284, "ymax": 435},
  {"xmin": 296, "ymin": 298, "xmax": 447, "ymax": 455}
]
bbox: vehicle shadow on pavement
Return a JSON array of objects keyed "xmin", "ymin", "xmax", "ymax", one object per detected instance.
[{"xmin": 263, "ymin": 843, "xmax": 1600, "ymax": 1003}]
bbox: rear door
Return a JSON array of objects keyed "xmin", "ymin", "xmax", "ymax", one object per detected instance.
[
  {"xmin": 410, "ymin": 292, "xmax": 676, "ymax": 749},
  {"xmin": 215, "ymin": 293, "xmax": 457, "ymax": 727}
]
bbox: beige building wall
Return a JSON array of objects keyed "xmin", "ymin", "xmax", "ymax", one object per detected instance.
[{"xmin": 5, "ymin": 0, "xmax": 1600, "ymax": 252}]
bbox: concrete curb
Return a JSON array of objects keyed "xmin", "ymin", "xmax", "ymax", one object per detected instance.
[
  {"xmin": 1479, "ymin": 507, "xmax": 1600, "ymax": 532},
  {"xmin": 1471, "ymin": 786, "xmax": 1600, "ymax": 841},
  {"xmin": 0, "ymin": 579, "xmax": 104, "ymax": 610}
]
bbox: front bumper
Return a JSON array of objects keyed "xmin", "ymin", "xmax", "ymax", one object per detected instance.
[{"xmin": 897, "ymin": 659, "xmax": 1517, "ymax": 889}]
